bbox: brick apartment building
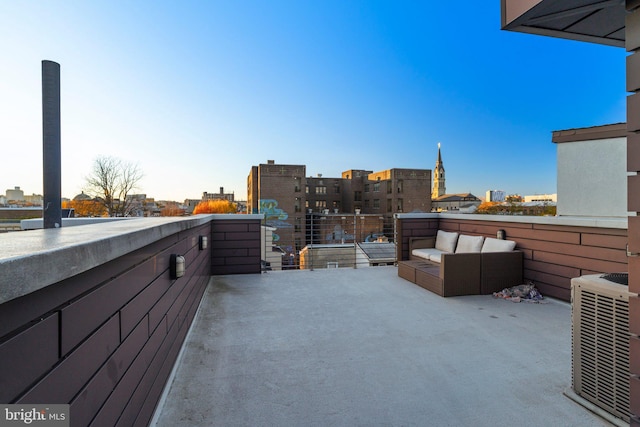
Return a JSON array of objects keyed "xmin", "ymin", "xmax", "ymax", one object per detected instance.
[
  {"xmin": 247, "ymin": 161, "xmax": 306, "ymax": 254},
  {"xmin": 248, "ymin": 160, "xmax": 431, "ymax": 255}
]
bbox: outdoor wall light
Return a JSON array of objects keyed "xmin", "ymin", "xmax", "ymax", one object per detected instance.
[
  {"xmin": 497, "ymin": 229, "xmax": 506, "ymax": 240},
  {"xmin": 170, "ymin": 254, "xmax": 186, "ymax": 279},
  {"xmin": 199, "ymin": 235, "xmax": 208, "ymax": 250}
]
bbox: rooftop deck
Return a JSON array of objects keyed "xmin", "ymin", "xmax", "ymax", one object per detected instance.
[
  {"xmin": 153, "ymin": 266, "xmax": 613, "ymax": 427},
  {"xmin": 0, "ymin": 214, "xmax": 629, "ymax": 425}
]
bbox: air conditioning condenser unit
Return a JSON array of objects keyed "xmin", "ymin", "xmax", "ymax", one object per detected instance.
[{"xmin": 571, "ymin": 274, "xmax": 635, "ymax": 424}]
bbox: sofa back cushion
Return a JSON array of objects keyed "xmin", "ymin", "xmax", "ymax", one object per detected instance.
[
  {"xmin": 435, "ymin": 230, "xmax": 458, "ymax": 253},
  {"xmin": 455, "ymin": 235, "xmax": 484, "ymax": 253},
  {"xmin": 481, "ymin": 237, "xmax": 516, "ymax": 253}
]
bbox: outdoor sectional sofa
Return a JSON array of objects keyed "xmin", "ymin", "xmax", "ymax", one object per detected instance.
[{"xmin": 398, "ymin": 230, "xmax": 523, "ymax": 297}]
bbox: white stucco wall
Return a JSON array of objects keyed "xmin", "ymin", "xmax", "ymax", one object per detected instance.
[{"xmin": 557, "ymin": 137, "xmax": 627, "ymax": 217}]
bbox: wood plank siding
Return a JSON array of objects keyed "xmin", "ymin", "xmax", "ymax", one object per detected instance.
[
  {"xmin": 211, "ymin": 218, "xmax": 262, "ymax": 275},
  {"xmin": 0, "ymin": 222, "xmax": 212, "ymax": 427},
  {"xmin": 397, "ymin": 216, "xmax": 627, "ymax": 301}
]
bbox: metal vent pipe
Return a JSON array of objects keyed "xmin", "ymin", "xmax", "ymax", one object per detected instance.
[{"xmin": 42, "ymin": 60, "xmax": 62, "ymax": 229}]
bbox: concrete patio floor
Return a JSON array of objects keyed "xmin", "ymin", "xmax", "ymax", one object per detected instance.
[{"xmin": 152, "ymin": 266, "xmax": 615, "ymax": 427}]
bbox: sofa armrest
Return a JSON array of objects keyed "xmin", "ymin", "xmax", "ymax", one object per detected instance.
[
  {"xmin": 480, "ymin": 251, "xmax": 523, "ymax": 294},
  {"xmin": 409, "ymin": 236, "xmax": 436, "ymax": 251},
  {"xmin": 440, "ymin": 253, "xmax": 481, "ymax": 296}
]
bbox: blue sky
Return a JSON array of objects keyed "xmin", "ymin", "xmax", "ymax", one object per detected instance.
[{"xmin": 0, "ymin": 1, "xmax": 626, "ymax": 202}]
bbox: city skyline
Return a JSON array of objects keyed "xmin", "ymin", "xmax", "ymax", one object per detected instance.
[
  {"xmin": 1, "ymin": 2, "xmax": 625, "ymax": 202},
  {"xmin": 0, "ymin": 179, "xmax": 558, "ymax": 205}
]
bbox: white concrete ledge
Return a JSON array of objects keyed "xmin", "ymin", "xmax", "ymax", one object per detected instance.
[
  {"xmin": 209, "ymin": 214, "xmax": 264, "ymax": 220},
  {"xmin": 0, "ymin": 215, "xmax": 215, "ymax": 304},
  {"xmin": 21, "ymin": 217, "xmax": 130, "ymax": 230}
]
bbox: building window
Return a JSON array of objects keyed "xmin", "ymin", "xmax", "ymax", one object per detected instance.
[
  {"xmin": 305, "ymin": 200, "xmax": 309, "ymax": 208},
  {"xmin": 316, "ymin": 200, "xmax": 326, "ymax": 209},
  {"xmin": 373, "ymin": 199, "xmax": 380, "ymax": 209},
  {"xmin": 305, "ymin": 185, "xmax": 309, "ymax": 194},
  {"xmin": 295, "ymin": 177, "xmax": 301, "ymax": 192},
  {"xmin": 354, "ymin": 191, "xmax": 362, "ymax": 202},
  {"xmin": 334, "ymin": 184, "xmax": 340, "ymax": 193},
  {"xmin": 295, "ymin": 197, "xmax": 301, "ymax": 212},
  {"xmin": 364, "ymin": 184, "xmax": 370, "ymax": 192},
  {"xmin": 332, "ymin": 200, "xmax": 340, "ymax": 210},
  {"xmin": 364, "ymin": 199, "xmax": 370, "ymax": 208},
  {"xmin": 373, "ymin": 182, "xmax": 380, "ymax": 192},
  {"xmin": 316, "ymin": 186, "xmax": 326, "ymax": 194},
  {"xmin": 397, "ymin": 198, "xmax": 403, "ymax": 212},
  {"xmin": 397, "ymin": 180, "xmax": 403, "ymax": 194},
  {"xmin": 295, "ymin": 217, "xmax": 301, "ymax": 232}
]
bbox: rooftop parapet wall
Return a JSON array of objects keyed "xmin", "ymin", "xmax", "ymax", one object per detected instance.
[
  {"xmin": 0, "ymin": 215, "xmax": 215, "ymax": 304},
  {"xmin": 211, "ymin": 215, "xmax": 263, "ymax": 275},
  {"xmin": 0, "ymin": 214, "xmax": 262, "ymax": 425},
  {"xmin": 0, "ymin": 216, "xmax": 216, "ymax": 425},
  {"xmin": 396, "ymin": 213, "xmax": 628, "ymax": 301}
]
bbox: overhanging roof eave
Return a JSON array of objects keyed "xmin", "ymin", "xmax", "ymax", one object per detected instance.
[
  {"xmin": 501, "ymin": 0, "xmax": 626, "ymax": 48},
  {"xmin": 502, "ymin": 24, "xmax": 625, "ymax": 48}
]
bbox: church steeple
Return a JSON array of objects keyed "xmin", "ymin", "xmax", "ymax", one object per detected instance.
[{"xmin": 432, "ymin": 142, "xmax": 446, "ymax": 199}]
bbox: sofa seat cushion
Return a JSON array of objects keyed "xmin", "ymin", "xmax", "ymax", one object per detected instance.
[
  {"xmin": 435, "ymin": 230, "xmax": 458, "ymax": 253},
  {"xmin": 412, "ymin": 248, "xmax": 444, "ymax": 263},
  {"xmin": 481, "ymin": 237, "xmax": 517, "ymax": 253},
  {"xmin": 455, "ymin": 235, "xmax": 484, "ymax": 253},
  {"xmin": 428, "ymin": 251, "xmax": 444, "ymax": 263}
]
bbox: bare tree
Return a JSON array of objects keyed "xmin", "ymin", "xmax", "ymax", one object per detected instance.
[{"xmin": 85, "ymin": 156, "xmax": 143, "ymax": 217}]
